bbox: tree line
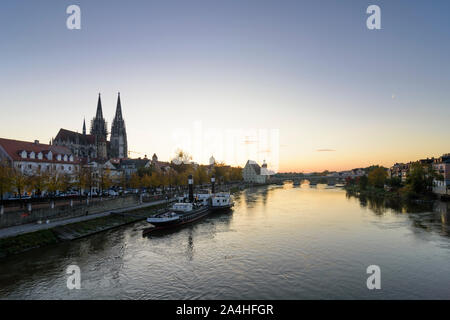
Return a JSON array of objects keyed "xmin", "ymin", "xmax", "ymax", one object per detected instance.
[
  {"xmin": 345, "ymin": 163, "xmax": 442, "ymax": 199},
  {"xmin": 129, "ymin": 162, "xmax": 242, "ymax": 191},
  {"xmin": 0, "ymin": 158, "xmax": 243, "ymax": 204}
]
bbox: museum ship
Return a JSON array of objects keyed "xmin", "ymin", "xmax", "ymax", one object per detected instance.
[{"xmin": 146, "ymin": 175, "xmax": 210, "ymax": 228}]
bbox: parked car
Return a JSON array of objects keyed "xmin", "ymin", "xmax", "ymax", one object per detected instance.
[{"xmin": 108, "ymin": 190, "xmax": 119, "ymax": 196}]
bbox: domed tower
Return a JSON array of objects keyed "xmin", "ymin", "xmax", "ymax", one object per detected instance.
[
  {"xmin": 262, "ymin": 160, "xmax": 267, "ymax": 168},
  {"xmin": 110, "ymin": 92, "xmax": 128, "ymax": 159},
  {"xmin": 209, "ymin": 155, "xmax": 216, "ymax": 166}
]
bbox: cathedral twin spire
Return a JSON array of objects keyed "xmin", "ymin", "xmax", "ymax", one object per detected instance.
[
  {"xmin": 90, "ymin": 92, "xmax": 122, "ymax": 125},
  {"xmin": 86, "ymin": 92, "xmax": 128, "ymax": 159}
]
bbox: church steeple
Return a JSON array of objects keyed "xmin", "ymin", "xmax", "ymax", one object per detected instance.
[
  {"xmin": 82, "ymin": 118, "xmax": 86, "ymax": 135},
  {"xmin": 96, "ymin": 93, "xmax": 103, "ymax": 119},
  {"xmin": 110, "ymin": 92, "xmax": 128, "ymax": 159},
  {"xmin": 114, "ymin": 92, "xmax": 123, "ymax": 121},
  {"xmin": 90, "ymin": 93, "xmax": 108, "ymax": 159}
]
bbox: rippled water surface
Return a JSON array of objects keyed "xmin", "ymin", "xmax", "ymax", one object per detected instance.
[{"xmin": 1, "ymin": 184, "xmax": 450, "ymax": 299}]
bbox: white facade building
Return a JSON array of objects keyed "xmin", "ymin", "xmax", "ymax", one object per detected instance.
[
  {"xmin": 0, "ymin": 138, "xmax": 80, "ymax": 175},
  {"xmin": 243, "ymin": 160, "xmax": 271, "ymax": 184}
]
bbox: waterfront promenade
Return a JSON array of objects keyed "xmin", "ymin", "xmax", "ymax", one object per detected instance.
[{"xmin": 0, "ymin": 199, "xmax": 170, "ymax": 240}]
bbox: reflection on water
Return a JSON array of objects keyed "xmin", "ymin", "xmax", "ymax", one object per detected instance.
[
  {"xmin": 347, "ymin": 191, "xmax": 450, "ymax": 237},
  {"xmin": 0, "ymin": 183, "xmax": 449, "ymax": 299}
]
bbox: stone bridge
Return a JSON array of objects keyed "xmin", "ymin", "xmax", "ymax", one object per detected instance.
[{"xmin": 270, "ymin": 174, "xmax": 346, "ymax": 185}]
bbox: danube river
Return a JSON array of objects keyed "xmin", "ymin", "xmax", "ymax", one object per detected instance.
[{"xmin": 1, "ymin": 184, "xmax": 449, "ymax": 299}]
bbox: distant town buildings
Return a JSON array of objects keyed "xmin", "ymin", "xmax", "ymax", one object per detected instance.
[
  {"xmin": 388, "ymin": 163, "xmax": 410, "ymax": 182},
  {"xmin": 151, "ymin": 154, "xmax": 171, "ymax": 173},
  {"xmin": 385, "ymin": 155, "xmax": 450, "ymax": 196},
  {"xmin": 432, "ymin": 154, "xmax": 450, "ymax": 195},
  {"xmin": 120, "ymin": 157, "xmax": 151, "ymax": 179}
]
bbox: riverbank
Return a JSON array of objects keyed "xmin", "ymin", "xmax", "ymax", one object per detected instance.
[
  {"xmin": 0, "ymin": 182, "xmax": 260, "ymax": 259},
  {"xmin": 344, "ymin": 184, "xmax": 437, "ymax": 202},
  {"xmin": 0, "ymin": 202, "xmax": 170, "ymax": 259}
]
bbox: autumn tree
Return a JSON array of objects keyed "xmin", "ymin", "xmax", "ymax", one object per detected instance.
[
  {"xmin": 73, "ymin": 166, "xmax": 88, "ymax": 199},
  {"xmin": 119, "ymin": 171, "xmax": 127, "ymax": 193},
  {"xmin": 47, "ymin": 168, "xmax": 62, "ymax": 198},
  {"xmin": 11, "ymin": 167, "xmax": 31, "ymax": 205},
  {"xmin": 99, "ymin": 168, "xmax": 113, "ymax": 194},
  {"xmin": 405, "ymin": 163, "xmax": 436, "ymax": 194},
  {"xmin": 357, "ymin": 175, "xmax": 368, "ymax": 191},
  {"xmin": 230, "ymin": 167, "xmax": 243, "ymax": 181},
  {"xmin": 195, "ymin": 166, "xmax": 209, "ymax": 185},
  {"xmin": 0, "ymin": 160, "xmax": 13, "ymax": 205},
  {"xmin": 368, "ymin": 167, "xmax": 387, "ymax": 188},
  {"xmin": 60, "ymin": 173, "xmax": 73, "ymax": 193},
  {"xmin": 30, "ymin": 167, "xmax": 50, "ymax": 197},
  {"xmin": 129, "ymin": 173, "xmax": 141, "ymax": 190},
  {"xmin": 172, "ymin": 149, "xmax": 192, "ymax": 165},
  {"xmin": 141, "ymin": 174, "xmax": 152, "ymax": 191}
]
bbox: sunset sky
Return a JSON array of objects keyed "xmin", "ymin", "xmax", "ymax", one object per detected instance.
[{"xmin": 1, "ymin": 0, "xmax": 449, "ymax": 172}]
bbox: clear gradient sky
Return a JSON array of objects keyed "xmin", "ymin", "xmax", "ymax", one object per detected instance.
[{"xmin": 1, "ymin": 0, "xmax": 449, "ymax": 172}]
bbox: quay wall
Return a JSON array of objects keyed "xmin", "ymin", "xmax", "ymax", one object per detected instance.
[{"xmin": 0, "ymin": 195, "xmax": 141, "ymax": 229}]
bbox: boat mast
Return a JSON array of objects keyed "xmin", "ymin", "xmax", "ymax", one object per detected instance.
[
  {"xmin": 211, "ymin": 175, "xmax": 215, "ymax": 194},
  {"xmin": 188, "ymin": 174, "xmax": 194, "ymax": 202}
]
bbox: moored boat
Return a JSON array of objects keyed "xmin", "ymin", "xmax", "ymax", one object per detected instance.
[
  {"xmin": 211, "ymin": 192, "xmax": 234, "ymax": 212},
  {"xmin": 209, "ymin": 175, "xmax": 234, "ymax": 212},
  {"xmin": 145, "ymin": 174, "xmax": 210, "ymax": 230},
  {"xmin": 146, "ymin": 202, "xmax": 209, "ymax": 227},
  {"xmin": 195, "ymin": 189, "xmax": 212, "ymax": 206}
]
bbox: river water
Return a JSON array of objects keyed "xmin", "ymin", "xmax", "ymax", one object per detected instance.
[{"xmin": 0, "ymin": 184, "xmax": 449, "ymax": 299}]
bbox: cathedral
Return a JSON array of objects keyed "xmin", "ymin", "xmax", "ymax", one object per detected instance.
[{"xmin": 54, "ymin": 93, "xmax": 128, "ymax": 160}]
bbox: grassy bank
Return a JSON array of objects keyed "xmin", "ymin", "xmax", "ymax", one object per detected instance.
[
  {"xmin": 0, "ymin": 229, "xmax": 60, "ymax": 258},
  {"xmin": 0, "ymin": 202, "xmax": 169, "ymax": 259}
]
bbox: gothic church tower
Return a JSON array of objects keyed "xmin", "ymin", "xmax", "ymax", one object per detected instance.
[
  {"xmin": 110, "ymin": 92, "xmax": 128, "ymax": 159},
  {"xmin": 90, "ymin": 93, "xmax": 108, "ymax": 159}
]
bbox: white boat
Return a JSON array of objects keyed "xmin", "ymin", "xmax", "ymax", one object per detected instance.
[
  {"xmin": 178, "ymin": 189, "xmax": 212, "ymax": 206},
  {"xmin": 211, "ymin": 192, "xmax": 234, "ymax": 211},
  {"xmin": 195, "ymin": 189, "xmax": 212, "ymax": 206}
]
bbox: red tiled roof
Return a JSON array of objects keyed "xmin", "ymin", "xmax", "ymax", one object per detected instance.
[{"xmin": 0, "ymin": 137, "xmax": 80, "ymax": 164}]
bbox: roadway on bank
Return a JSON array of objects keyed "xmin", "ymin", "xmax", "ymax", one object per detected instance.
[{"xmin": 0, "ymin": 199, "xmax": 170, "ymax": 240}]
